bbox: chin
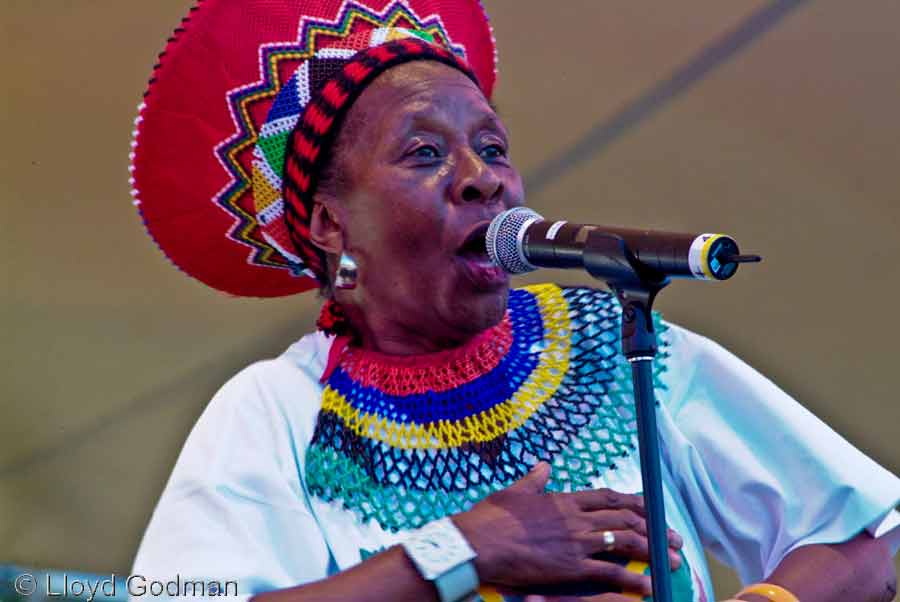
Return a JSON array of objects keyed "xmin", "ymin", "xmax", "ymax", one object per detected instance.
[{"xmin": 454, "ymin": 283, "xmax": 510, "ymax": 334}]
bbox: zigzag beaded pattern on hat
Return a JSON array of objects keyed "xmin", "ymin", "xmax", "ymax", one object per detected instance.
[{"xmin": 305, "ymin": 284, "xmax": 671, "ymax": 532}]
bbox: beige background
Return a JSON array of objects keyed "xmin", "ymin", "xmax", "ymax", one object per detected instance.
[{"xmin": 2, "ymin": 0, "xmax": 899, "ymax": 599}]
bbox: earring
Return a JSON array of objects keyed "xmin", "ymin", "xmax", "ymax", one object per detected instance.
[{"xmin": 335, "ymin": 251, "xmax": 358, "ymax": 290}]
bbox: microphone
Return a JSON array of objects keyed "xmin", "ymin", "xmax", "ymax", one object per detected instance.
[{"xmin": 486, "ymin": 207, "xmax": 760, "ymax": 281}]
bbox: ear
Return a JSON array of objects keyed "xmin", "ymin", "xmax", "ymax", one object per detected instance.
[{"xmin": 309, "ymin": 201, "xmax": 344, "ymax": 255}]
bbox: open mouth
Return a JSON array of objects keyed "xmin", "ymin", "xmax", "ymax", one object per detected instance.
[
  {"xmin": 456, "ymin": 223, "xmax": 491, "ymax": 261},
  {"xmin": 455, "ymin": 222, "xmax": 507, "ymax": 288}
]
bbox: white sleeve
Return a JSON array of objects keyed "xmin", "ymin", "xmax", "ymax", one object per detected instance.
[
  {"xmin": 656, "ymin": 322, "xmax": 900, "ymax": 584},
  {"xmin": 871, "ymin": 510, "xmax": 900, "ymax": 555},
  {"xmin": 130, "ymin": 359, "xmax": 330, "ymax": 601}
]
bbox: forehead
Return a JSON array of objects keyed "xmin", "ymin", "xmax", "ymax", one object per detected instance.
[{"xmin": 349, "ymin": 61, "xmax": 497, "ymax": 134}]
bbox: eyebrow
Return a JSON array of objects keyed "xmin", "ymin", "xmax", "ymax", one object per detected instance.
[{"xmin": 400, "ymin": 108, "xmax": 506, "ymax": 137}]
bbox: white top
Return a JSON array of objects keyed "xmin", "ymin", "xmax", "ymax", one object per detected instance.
[{"xmin": 131, "ymin": 321, "xmax": 900, "ymax": 601}]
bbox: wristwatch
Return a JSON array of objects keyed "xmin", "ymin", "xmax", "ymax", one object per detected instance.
[{"xmin": 401, "ymin": 517, "xmax": 480, "ymax": 602}]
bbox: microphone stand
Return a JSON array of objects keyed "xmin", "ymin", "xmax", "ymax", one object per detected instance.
[{"xmin": 582, "ymin": 230, "xmax": 673, "ymax": 602}]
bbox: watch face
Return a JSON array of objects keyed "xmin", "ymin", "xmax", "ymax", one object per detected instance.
[
  {"xmin": 404, "ymin": 519, "xmax": 476, "ymax": 581},
  {"xmin": 412, "ymin": 537, "xmax": 455, "ymax": 572},
  {"xmin": 403, "ymin": 518, "xmax": 475, "ymax": 581}
]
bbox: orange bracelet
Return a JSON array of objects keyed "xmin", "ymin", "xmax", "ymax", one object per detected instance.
[{"xmin": 735, "ymin": 582, "xmax": 799, "ymax": 602}]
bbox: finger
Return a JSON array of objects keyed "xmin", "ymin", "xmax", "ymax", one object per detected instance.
[
  {"xmin": 588, "ymin": 510, "xmax": 683, "ymax": 551},
  {"xmin": 579, "ymin": 558, "xmax": 653, "ymax": 598},
  {"xmin": 668, "ymin": 529, "xmax": 683, "ymax": 548},
  {"xmin": 584, "ymin": 530, "xmax": 683, "ymax": 571},
  {"xmin": 588, "ymin": 509, "xmax": 647, "ymax": 536},
  {"xmin": 584, "ymin": 530, "xmax": 648, "ymax": 560},
  {"xmin": 507, "ymin": 462, "xmax": 551, "ymax": 493},
  {"xmin": 573, "ymin": 489, "xmax": 645, "ymax": 514}
]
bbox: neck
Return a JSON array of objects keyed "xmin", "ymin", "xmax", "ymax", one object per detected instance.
[
  {"xmin": 331, "ymin": 284, "xmax": 509, "ymax": 355},
  {"xmin": 336, "ymin": 300, "xmax": 486, "ymax": 356},
  {"xmin": 356, "ymin": 312, "xmax": 476, "ymax": 355}
]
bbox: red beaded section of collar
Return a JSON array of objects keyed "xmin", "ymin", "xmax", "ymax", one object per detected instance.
[{"xmin": 337, "ymin": 315, "xmax": 513, "ymax": 395}]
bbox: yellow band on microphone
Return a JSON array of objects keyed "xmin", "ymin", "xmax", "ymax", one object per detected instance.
[{"xmin": 687, "ymin": 233, "xmax": 727, "ymax": 280}]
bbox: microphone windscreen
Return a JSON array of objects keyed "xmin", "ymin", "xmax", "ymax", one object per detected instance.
[{"xmin": 486, "ymin": 207, "xmax": 543, "ymax": 274}]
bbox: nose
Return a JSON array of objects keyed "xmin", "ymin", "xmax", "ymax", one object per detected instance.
[{"xmin": 452, "ymin": 148, "xmax": 503, "ymax": 205}]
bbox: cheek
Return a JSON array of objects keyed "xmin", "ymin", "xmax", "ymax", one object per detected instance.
[
  {"xmin": 382, "ymin": 185, "xmax": 450, "ymax": 256},
  {"xmin": 348, "ymin": 183, "xmax": 450, "ymax": 268},
  {"xmin": 395, "ymin": 208, "xmax": 443, "ymax": 255},
  {"xmin": 504, "ymin": 169, "xmax": 526, "ymax": 207}
]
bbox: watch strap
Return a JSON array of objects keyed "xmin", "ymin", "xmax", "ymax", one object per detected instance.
[{"xmin": 434, "ymin": 560, "xmax": 480, "ymax": 602}]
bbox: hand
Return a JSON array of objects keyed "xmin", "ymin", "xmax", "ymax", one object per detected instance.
[{"xmin": 452, "ymin": 462, "xmax": 683, "ymax": 597}]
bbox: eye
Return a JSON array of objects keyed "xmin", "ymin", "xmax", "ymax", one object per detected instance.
[
  {"xmin": 480, "ymin": 143, "xmax": 507, "ymax": 160},
  {"xmin": 409, "ymin": 144, "xmax": 440, "ymax": 159}
]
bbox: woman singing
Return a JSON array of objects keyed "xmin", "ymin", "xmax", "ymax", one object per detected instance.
[{"xmin": 129, "ymin": 1, "xmax": 900, "ymax": 600}]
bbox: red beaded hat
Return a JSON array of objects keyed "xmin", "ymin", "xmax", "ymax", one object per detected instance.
[{"xmin": 130, "ymin": 0, "xmax": 497, "ymax": 297}]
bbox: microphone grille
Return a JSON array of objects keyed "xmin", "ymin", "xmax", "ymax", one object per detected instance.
[{"xmin": 486, "ymin": 207, "xmax": 543, "ymax": 274}]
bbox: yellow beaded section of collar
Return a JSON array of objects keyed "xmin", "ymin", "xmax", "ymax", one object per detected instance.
[{"xmin": 318, "ymin": 283, "xmax": 571, "ymax": 449}]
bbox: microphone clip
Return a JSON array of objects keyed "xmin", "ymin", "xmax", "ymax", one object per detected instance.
[{"xmin": 581, "ymin": 230, "xmax": 667, "ymax": 359}]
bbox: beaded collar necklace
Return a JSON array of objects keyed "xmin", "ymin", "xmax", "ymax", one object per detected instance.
[{"xmin": 305, "ymin": 284, "xmax": 670, "ymax": 532}]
